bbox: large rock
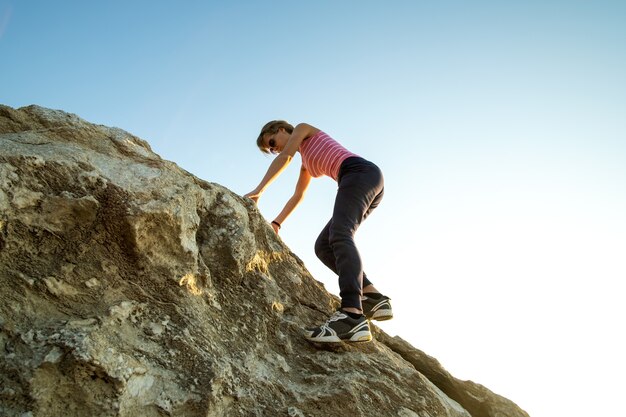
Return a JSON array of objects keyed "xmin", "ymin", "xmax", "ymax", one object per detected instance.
[{"xmin": 0, "ymin": 105, "xmax": 530, "ymax": 417}]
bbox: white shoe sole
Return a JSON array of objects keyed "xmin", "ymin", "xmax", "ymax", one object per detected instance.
[
  {"xmin": 305, "ymin": 330, "xmax": 372, "ymax": 343},
  {"xmin": 367, "ymin": 309, "xmax": 393, "ymax": 321}
]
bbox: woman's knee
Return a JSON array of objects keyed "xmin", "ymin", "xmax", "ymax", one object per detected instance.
[
  {"xmin": 314, "ymin": 235, "xmax": 329, "ymax": 259},
  {"xmin": 328, "ymin": 225, "xmax": 354, "ymax": 247}
]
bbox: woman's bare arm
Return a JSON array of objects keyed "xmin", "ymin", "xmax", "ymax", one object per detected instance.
[{"xmin": 271, "ymin": 166, "xmax": 313, "ymax": 232}]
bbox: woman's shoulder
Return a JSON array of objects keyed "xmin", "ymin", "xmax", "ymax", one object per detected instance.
[{"xmin": 296, "ymin": 123, "xmax": 321, "ymax": 139}]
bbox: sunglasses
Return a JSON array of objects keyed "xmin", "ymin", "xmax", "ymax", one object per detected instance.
[{"xmin": 268, "ymin": 138, "xmax": 277, "ymax": 154}]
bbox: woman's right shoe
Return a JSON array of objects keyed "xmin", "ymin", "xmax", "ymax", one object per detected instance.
[{"xmin": 362, "ymin": 293, "xmax": 393, "ymax": 321}]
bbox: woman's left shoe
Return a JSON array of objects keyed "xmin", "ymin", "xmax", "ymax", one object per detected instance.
[{"xmin": 305, "ymin": 310, "xmax": 372, "ymax": 343}]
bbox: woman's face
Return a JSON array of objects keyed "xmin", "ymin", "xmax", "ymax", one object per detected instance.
[{"xmin": 265, "ymin": 128, "xmax": 289, "ymax": 154}]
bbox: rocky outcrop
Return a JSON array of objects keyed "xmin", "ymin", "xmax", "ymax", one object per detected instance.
[{"xmin": 0, "ymin": 104, "xmax": 529, "ymax": 417}]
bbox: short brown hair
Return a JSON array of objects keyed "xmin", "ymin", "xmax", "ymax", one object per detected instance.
[{"xmin": 256, "ymin": 120, "xmax": 294, "ymax": 154}]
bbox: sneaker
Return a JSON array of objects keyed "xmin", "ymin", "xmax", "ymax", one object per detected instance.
[
  {"xmin": 305, "ymin": 311, "xmax": 372, "ymax": 343},
  {"xmin": 362, "ymin": 293, "xmax": 393, "ymax": 321}
]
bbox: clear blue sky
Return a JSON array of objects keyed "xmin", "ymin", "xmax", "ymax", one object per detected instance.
[{"xmin": 2, "ymin": 2, "xmax": 626, "ymax": 416}]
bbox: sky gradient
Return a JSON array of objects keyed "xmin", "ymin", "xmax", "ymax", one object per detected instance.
[{"xmin": 2, "ymin": 2, "xmax": 626, "ymax": 416}]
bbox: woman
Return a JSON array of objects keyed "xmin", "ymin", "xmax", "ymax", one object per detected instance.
[{"xmin": 245, "ymin": 120, "xmax": 392, "ymax": 343}]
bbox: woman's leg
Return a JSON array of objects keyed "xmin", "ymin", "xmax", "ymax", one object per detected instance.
[
  {"xmin": 329, "ymin": 164, "xmax": 384, "ymax": 311},
  {"xmin": 314, "ymin": 220, "xmax": 336, "ymax": 272},
  {"xmin": 315, "ymin": 221, "xmax": 376, "ymax": 288}
]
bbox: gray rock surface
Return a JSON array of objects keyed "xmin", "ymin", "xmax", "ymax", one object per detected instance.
[{"xmin": 0, "ymin": 104, "xmax": 530, "ymax": 417}]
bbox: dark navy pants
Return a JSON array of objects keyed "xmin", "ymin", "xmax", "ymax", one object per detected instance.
[{"xmin": 314, "ymin": 157, "xmax": 384, "ymax": 310}]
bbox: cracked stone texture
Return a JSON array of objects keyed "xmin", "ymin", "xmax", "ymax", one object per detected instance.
[{"xmin": 0, "ymin": 104, "xmax": 530, "ymax": 417}]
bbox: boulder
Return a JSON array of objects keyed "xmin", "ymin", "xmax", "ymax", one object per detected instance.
[{"xmin": 0, "ymin": 105, "xmax": 529, "ymax": 417}]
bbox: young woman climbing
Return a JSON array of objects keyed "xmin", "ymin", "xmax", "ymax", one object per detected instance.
[{"xmin": 244, "ymin": 120, "xmax": 392, "ymax": 343}]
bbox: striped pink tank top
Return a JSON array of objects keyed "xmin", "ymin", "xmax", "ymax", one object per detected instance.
[{"xmin": 299, "ymin": 131, "xmax": 359, "ymax": 180}]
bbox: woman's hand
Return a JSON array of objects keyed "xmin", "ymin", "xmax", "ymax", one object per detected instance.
[
  {"xmin": 244, "ymin": 189, "xmax": 262, "ymax": 203},
  {"xmin": 270, "ymin": 222, "xmax": 280, "ymax": 234}
]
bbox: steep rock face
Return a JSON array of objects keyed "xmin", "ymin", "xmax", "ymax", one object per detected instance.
[{"xmin": 0, "ymin": 105, "xmax": 529, "ymax": 417}]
